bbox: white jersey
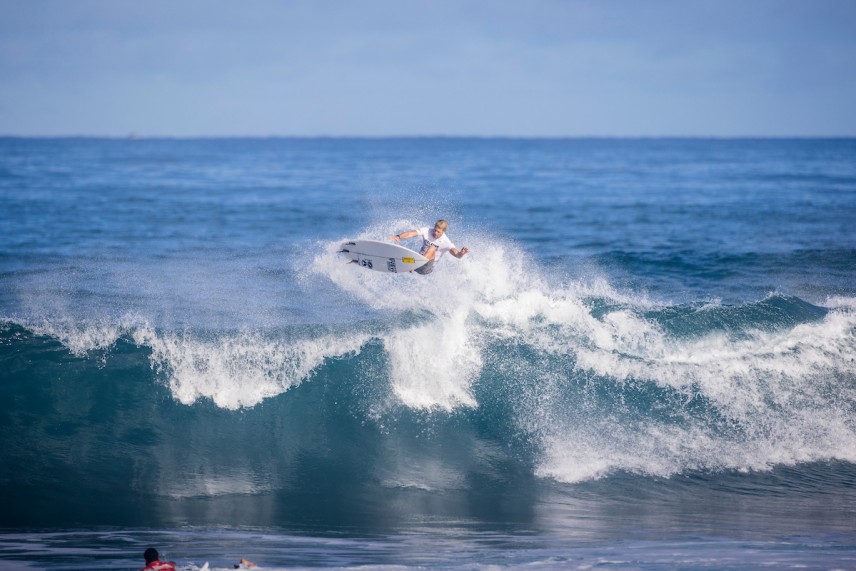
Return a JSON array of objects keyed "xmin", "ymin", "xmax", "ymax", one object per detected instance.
[{"xmin": 417, "ymin": 226, "xmax": 456, "ymax": 260}]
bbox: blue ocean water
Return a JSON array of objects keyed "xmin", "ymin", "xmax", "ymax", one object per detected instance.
[{"xmin": 1, "ymin": 137, "xmax": 855, "ymax": 570}]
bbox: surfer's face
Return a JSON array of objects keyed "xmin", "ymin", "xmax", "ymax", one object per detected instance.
[{"xmin": 433, "ymin": 225, "xmax": 445, "ymax": 238}]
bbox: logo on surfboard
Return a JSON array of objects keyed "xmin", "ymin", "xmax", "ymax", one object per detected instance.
[{"xmin": 339, "ymin": 240, "xmax": 429, "ymax": 274}]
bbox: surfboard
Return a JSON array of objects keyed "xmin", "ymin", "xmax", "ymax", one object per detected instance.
[{"xmin": 339, "ymin": 239, "xmax": 429, "ymax": 273}]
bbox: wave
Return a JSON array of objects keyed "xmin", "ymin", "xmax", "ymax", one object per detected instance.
[{"xmin": 3, "ymin": 230, "xmax": 855, "ymax": 494}]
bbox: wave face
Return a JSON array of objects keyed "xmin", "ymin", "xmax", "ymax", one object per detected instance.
[
  {"xmin": 3, "ymin": 260, "xmax": 855, "ymax": 527},
  {"xmin": 2, "ymin": 138, "xmax": 856, "ymax": 534}
]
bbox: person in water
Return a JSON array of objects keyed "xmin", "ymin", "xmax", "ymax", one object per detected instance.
[
  {"xmin": 141, "ymin": 548, "xmax": 175, "ymax": 571},
  {"xmin": 388, "ymin": 219, "xmax": 469, "ymax": 274}
]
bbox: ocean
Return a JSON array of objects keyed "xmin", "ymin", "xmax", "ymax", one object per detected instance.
[{"xmin": 1, "ymin": 137, "xmax": 854, "ymax": 570}]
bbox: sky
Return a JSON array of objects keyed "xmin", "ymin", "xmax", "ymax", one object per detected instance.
[{"xmin": 1, "ymin": 0, "xmax": 855, "ymax": 137}]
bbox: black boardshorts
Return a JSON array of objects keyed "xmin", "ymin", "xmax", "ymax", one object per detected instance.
[{"xmin": 414, "ymin": 259, "xmax": 435, "ymax": 275}]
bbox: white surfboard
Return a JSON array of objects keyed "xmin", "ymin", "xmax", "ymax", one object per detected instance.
[{"xmin": 339, "ymin": 239, "xmax": 429, "ymax": 273}]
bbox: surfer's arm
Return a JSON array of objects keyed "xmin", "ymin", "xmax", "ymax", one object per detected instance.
[
  {"xmin": 450, "ymin": 247, "xmax": 469, "ymax": 258},
  {"xmin": 388, "ymin": 230, "xmax": 419, "ymax": 241}
]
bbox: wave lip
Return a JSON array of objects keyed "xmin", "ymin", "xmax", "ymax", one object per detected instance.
[
  {"xmin": 2, "ymin": 317, "xmax": 370, "ymax": 410},
  {"xmin": 134, "ymin": 327, "xmax": 369, "ymax": 410}
]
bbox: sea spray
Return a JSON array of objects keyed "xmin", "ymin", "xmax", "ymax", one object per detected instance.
[{"xmin": 5, "ymin": 226, "xmax": 854, "ymax": 484}]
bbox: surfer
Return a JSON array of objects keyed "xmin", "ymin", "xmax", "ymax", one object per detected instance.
[
  {"xmin": 140, "ymin": 548, "xmax": 176, "ymax": 571},
  {"xmin": 388, "ymin": 219, "xmax": 469, "ymax": 275}
]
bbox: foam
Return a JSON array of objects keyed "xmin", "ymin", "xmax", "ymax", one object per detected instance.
[
  {"xmin": 525, "ymin": 302, "xmax": 856, "ymax": 482},
  {"xmin": 538, "ymin": 397, "xmax": 856, "ymax": 484},
  {"xmin": 133, "ymin": 326, "xmax": 369, "ymax": 410},
  {"xmin": 25, "ymin": 316, "xmax": 128, "ymax": 356},
  {"xmin": 383, "ymin": 309, "xmax": 481, "ymax": 410},
  {"xmin": 9, "ymin": 315, "xmax": 370, "ymax": 411}
]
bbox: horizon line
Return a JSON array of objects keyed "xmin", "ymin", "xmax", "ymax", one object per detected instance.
[{"xmin": 2, "ymin": 134, "xmax": 856, "ymax": 141}]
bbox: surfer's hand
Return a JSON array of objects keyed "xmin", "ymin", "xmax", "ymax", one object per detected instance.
[{"xmin": 460, "ymin": 247, "xmax": 469, "ymax": 256}]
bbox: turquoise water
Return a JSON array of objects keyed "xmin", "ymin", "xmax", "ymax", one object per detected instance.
[{"xmin": 1, "ymin": 138, "xmax": 855, "ymax": 569}]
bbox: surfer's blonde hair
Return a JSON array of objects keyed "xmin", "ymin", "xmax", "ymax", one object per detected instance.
[{"xmin": 434, "ymin": 219, "xmax": 449, "ymax": 230}]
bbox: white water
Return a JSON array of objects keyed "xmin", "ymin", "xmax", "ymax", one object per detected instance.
[{"xmin": 6, "ymin": 226, "xmax": 856, "ymax": 483}]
